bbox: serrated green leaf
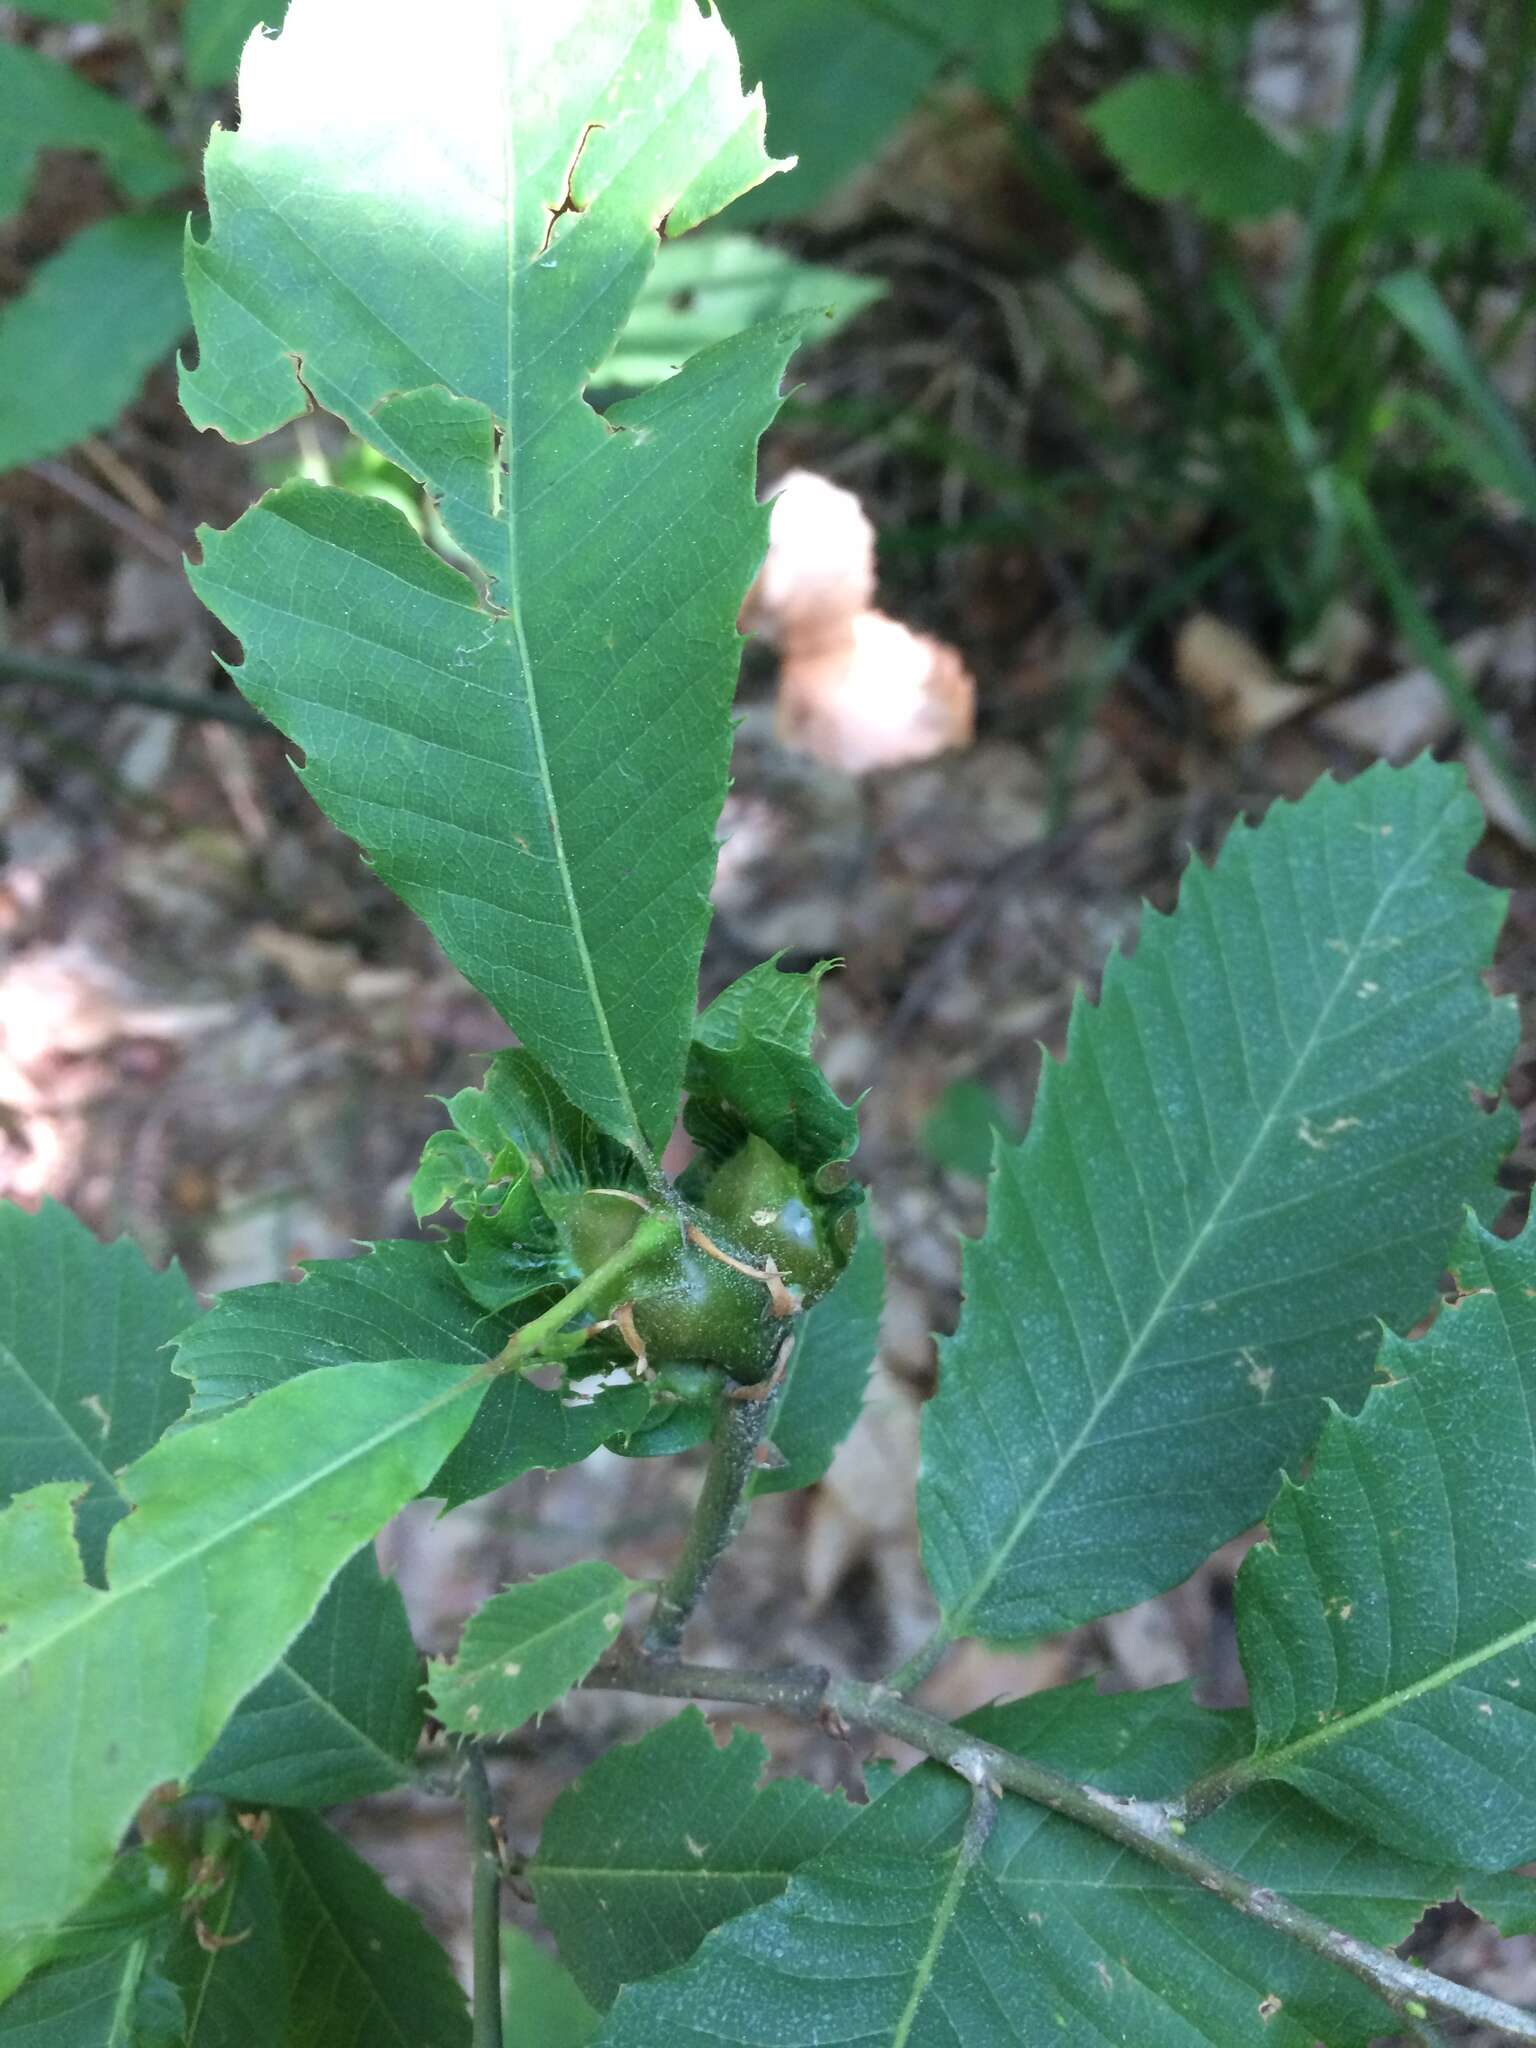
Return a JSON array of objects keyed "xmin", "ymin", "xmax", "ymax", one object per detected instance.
[
  {"xmin": 436, "ymin": 1371, "xmax": 652, "ymax": 1505},
  {"xmin": 191, "ymin": 1547, "xmax": 423, "ymax": 1805},
  {"xmin": 172, "ymin": 1239, "xmax": 507, "ymax": 1420},
  {"xmin": 0, "ymin": 1357, "xmax": 484, "ymax": 1996},
  {"xmin": 0, "ymin": 45, "xmax": 183, "ymax": 223},
  {"xmin": 171, "ymin": 1237, "xmax": 649, "ymax": 1506},
  {"xmin": 0, "ymin": 213, "xmax": 188, "ymax": 474},
  {"xmin": 966, "ymin": 1683, "xmax": 1536, "ymax": 1946},
  {"xmin": 430, "ymin": 1561, "xmax": 640, "ymax": 1735},
  {"xmin": 596, "ymin": 1684, "xmax": 1515, "ymax": 2047},
  {"xmin": 183, "ymin": 0, "xmax": 803, "ymax": 1164},
  {"xmin": 603, "ymin": 1393, "xmax": 716, "ymax": 1460},
  {"xmin": 1221, "ymin": 1213, "xmax": 1536, "ymax": 1870},
  {"xmin": 0, "ymin": 1851, "xmax": 183, "ymax": 2048},
  {"xmin": 181, "ymin": 0, "xmax": 291, "ymax": 88},
  {"xmin": 684, "ymin": 961, "xmax": 858, "ymax": 1177},
  {"xmin": 0, "ymin": 1202, "xmax": 427, "ymax": 1812},
  {"xmin": 0, "ymin": 1200, "xmax": 196, "ymax": 1582},
  {"xmin": 267, "ymin": 1811, "xmax": 469, "ymax": 2048},
  {"xmin": 751, "ymin": 1224, "xmax": 883, "ymax": 1497},
  {"xmin": 502, "ymin": 1927, "xmax": 601, "ymax": 2048},
  {"xmin": 532, "ymin": 1707, "xmax": 853, "ymax": 2009},
  {"xmin": 1086, "ymin": 73, "xmax": 1304, "ymax": 222},
  {"xmin": 602, "ymin": 233, "xmax": 883, "ymax": 388},
  {"xmin": 161, "ymin": 1835, "xmax": 285, "ymax": 2048},
  {"xmin": 918, "ymin": 760, "xmax": 1517, "ymax": 1646}
]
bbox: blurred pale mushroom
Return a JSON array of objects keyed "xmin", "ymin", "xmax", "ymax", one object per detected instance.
[{"xmin": 743, "ymin": 470, "xmax": 975, "ymax": 774}]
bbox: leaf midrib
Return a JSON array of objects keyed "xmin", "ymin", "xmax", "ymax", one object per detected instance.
[
  {"xmin": 1253, "ymin": 1609, "xmax": 1536, "ymax": 1784},
  {"xmin": 951, "ymin": 806, "xmax": 1455, "ymax": 1636},
  {"xmin": 229, "ymin": 1652, "xmax": 412, "ymax": 1786},
  {"xmin": 497, "ymin": 29, "xmax": 654, "ymax": 1176},
  {"xmin": 0, "ymin": 1340, "xmax": 118, "ymax": 1496},
  {"xmin": 889, "ymin": 1822, "xmax": 978, "ymax": 2048},
  {"xmin": 276, "ymin": 1824, "xmax": 419, "ymax": 2048}
]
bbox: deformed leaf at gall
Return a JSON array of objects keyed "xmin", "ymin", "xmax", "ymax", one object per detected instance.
[
  {"xmin": 918, "ymin": 760, "xmax": 1517, "ymax": 1646},
  {"xmin": 429, "ymin": 1562, "xmax": 642, "ymax": 1736},
  {"xmin": 160, "ymin": 1833, "xmax": 287, "ymax": 2048},
  {"xmin": 684, "ymin": 959, "xmax": 859, "ymax": 1178},
  {"xmin": 751, "ymin": 1223, "xmax": 884, "ymax": 1498},
  {"xmin": 183, "ymin": 0, "xmax": 807, "ymax": 1165},
  {"xmin": 1218, "ymin": 1213, "xmax": 1536, "ymax": 1871}
]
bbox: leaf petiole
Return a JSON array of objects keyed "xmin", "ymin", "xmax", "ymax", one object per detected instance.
[{"xmin": 487, "ymin": 1207, "xmax": 677, "ymax": 1374}]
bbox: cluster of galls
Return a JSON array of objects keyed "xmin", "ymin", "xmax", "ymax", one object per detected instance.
[{"xmin": 567, "ymin": 1134, "xmax": 857, "ymax": 1389}]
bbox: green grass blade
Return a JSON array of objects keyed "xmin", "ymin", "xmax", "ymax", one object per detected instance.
[{"xmin": 1379, "ymin": 269, "xmax": 1536, "ymax": 519}]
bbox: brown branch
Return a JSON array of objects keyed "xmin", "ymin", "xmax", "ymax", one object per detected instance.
[
  {"xmin": 586, "ymin": 1649, "xmax": 1536, "ymax": 2044},
  {"xmin": 642, "ymin": 1391, "xmax": 778, "ymax": 1659}
]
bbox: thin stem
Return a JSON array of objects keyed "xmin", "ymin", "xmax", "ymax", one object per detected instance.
[
  {"xmin": 0, "ymin": 649, "xmax": 271, "ymax": 731},
  {"xmin": 585, "ymin": 1651, "xmax": 1536, "ymax": 2044},
  {"xmin": 461, "ymin": 1745, "xmax": 503, "ymax": 2048},
  {"xmin": 27, "ymin": 459, "xmax": 188, "ymax": 569},
  {"xmin": 884, "ymin": 1626, "xmax": 951, "ymax": 1697},
  {"xmin": 643, "ymin": 1390, "xmax": 778, "ymax": 1660},
  {"xmin": 488, "ymin": 1209, "xmax": 676, "ymax": 1372}
]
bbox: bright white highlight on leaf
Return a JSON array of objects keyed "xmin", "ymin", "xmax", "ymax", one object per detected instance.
[{"xmin": 184, "ymin": 0, "xmax": 807, "ymax": 1161}]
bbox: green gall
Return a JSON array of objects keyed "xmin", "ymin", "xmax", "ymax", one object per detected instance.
[
  {"xmin": 560, "ymin": 1136, "xmax": 854, "ymax": 1386},
  {"xmin": 700, "ymin": 1133, "xmax": 842, "ymax": 1301},
  {"xmin": 562, "ymin": 1189, "xmax": 781, "ymax": 1382}
]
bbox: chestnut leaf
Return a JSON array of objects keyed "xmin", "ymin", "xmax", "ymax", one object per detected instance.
[{"xmin": 183, "ymin": 0, "xmax": 807, "ymax": 1169}]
